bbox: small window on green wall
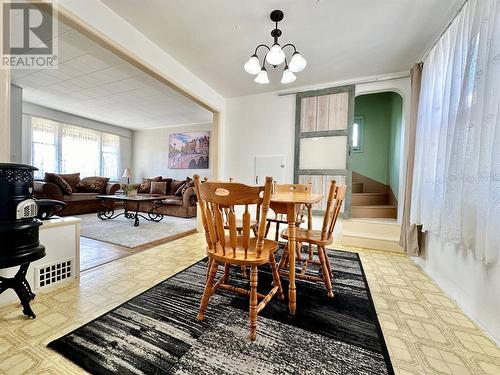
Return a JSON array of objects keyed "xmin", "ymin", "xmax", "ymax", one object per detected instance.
[{"xmin": 352, "ymin": 116, "xmax": 364, "ymax": 152}]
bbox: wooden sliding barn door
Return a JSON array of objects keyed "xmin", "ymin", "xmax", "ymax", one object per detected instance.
[{"xmin": 294, "ymin": 85, "xmax": 354, "ymax": 217}]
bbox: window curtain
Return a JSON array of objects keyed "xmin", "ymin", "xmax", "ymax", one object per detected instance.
[
  {"xmin": 101, "ymin": 133, "xmax": 120, "ymax": 180},
  {"xmin": 399, "ymin": 63, "xmax": 423, "ymax": 256},
  {"xmin": 411, "ymin": 0, "xmax": 500, "ymax": 264},
  {"xmin": 60, "ymin": 124, "xmax": 100, "ymax": 177},
  {"xmin": 31, "ymin": 117, "xmax": 58, "ymax": 179}
]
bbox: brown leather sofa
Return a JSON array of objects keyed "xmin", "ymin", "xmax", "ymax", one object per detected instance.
[
  {"xmin": 125, "ymin": 177, "xmax": 197, "ymax": 218},
  {"xmin": 34, "ymin": 180, "xmax": 120, "ymax": 216}
]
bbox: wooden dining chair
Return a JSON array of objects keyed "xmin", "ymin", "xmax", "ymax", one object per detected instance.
[
  {"xmin": 265, "ymin": 183, "xmax": 313, "ymax": 243},
  {"xmin": 224, "ymin": 178, "xmax": 260, "ymax": 237},
  {"xmin": 193, "ymin": 175, "xmax": 284, "ymax": 341},
  {"xmin": 279, "ymin": 180, "xmax": 346, "ymax": 298}
]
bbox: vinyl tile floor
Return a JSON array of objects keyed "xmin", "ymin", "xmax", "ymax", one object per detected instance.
[{"xmin": 0, "ymin": 233, "xmax": 499, "ymax": 375}]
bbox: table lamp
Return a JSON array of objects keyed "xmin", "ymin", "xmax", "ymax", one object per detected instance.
[{"xmin": 122, "ymin": 168, "xmax": 132, "ymax": 184}]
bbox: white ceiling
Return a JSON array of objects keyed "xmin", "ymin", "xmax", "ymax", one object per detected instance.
[
  {"xmin": 102, "ymin": 0, "xmax": 463, "ymax": 98},
  {"xmin": 11, "ymin": 22, "xmax": 212, "ymax": 130}
]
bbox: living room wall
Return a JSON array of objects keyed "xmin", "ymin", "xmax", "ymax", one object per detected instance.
[{"xmin": 132, "ymin": 122, "xmax": 213, "ymax": 182}]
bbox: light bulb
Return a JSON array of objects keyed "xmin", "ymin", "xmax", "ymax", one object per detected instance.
[
  {"xmin": 244, "ymin": 54, "xmax": 261, "ymax": 75},
  {"xmin": 265, "ymin": 43, "xmax": 286, "ymax": 65},
  {"xmin": 281, "ymin": 66, "xmax": 296, "ymax": 84},
  {"xmin": 289, "ymin": 52, "xmax": 307, "ymax": 72},
  {"xmin": 254, "ymin": 67, "xmax": 269, "ymax": 84}
]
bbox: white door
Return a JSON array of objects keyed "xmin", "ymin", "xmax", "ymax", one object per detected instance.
[{"xmin": 255, "ymin": 155, "xmax": 286, "ymax": 185}]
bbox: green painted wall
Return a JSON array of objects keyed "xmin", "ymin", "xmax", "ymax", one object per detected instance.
[{"xmin": 353, "ymin": 92, "xmax": 402, "ymax": 197}]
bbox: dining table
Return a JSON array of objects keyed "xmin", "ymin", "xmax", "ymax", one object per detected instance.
[{"xmin": 270, "ymin": 190, "xmax": 323, "ymax": 315}]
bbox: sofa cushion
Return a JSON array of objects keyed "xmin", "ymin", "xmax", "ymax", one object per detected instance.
[
  {"xmin": 44, "ymin": 173, "xmax": 72, "ymax": 195},
  {"xmin": 150, "ymin": 181, "xmax": 167, "ymax": 194},
  {"xmin": 161, "ymin": 195, "xmax": 183, "ymax": 206},
  {"xmin": 59, "ymin": 173, "xmax": 81, "ymax": 190},
  {"xmin": 138, "ymin": 176, "xmax": 162, "ymax": 193},
  {"xmin": 174, "ymin": 182, "xmax": 186, "ymax": 196},
  {"xmin": 181, "ymin": 176, "xmax": 194, "ymax": 195},
  {"xmin": 77, "ymin": 177, "xmax": 109, "ymax": 193},
  {"xmin": 169, "ymin": 179, "xmax": 186, "ymax": 195},
  {"xmin": 63, "ymin": 192, "xmax": 98, "ymax": 202},
  {"xmin": 160, "ymin": 178, "xmax": 172, "ymax": 192}
]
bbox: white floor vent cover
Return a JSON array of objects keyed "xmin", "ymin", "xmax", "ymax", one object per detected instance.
[{"xmin": 35, "ymin": 258, "xmax": 74, "ymax": 289}]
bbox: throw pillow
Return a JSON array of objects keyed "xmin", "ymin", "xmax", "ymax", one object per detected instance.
[
  {"xmin": 150, "ymin": 181, "xmax": 167, "ymax": 194},
  {"xmin": 44, "ymin": 172, "xmax": 72, "ymax": 194},
  {"xmin": 169, "ymin": 179, "xmax": 186, "ymax": 195},
  {"xmin": 138, "ymin": 176, "xmax": 162, "ymax": 193},
  {"xmin": 174, "ymin": 182, "xmax": 186, "ymax": 196},
  {"xmin": 77, "ymin": 177, "xmax": 110, "ymax": 193},
  {"xmin": 181, "ymin": 176, "xmax": 195, "ymax": 194},
  {"xmin": 59, "ymin": 173, "xmax": 81, "ymax": 190}
]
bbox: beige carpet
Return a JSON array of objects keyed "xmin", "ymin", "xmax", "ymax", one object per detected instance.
[{"xmin": 78, "ymin": 210, "xmax": 197, "ymax": 248}]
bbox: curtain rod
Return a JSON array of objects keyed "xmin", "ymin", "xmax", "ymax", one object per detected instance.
[
  {"xmin": 420, "ymin": 0, "xmax": 469, "ymax": 62},
  {"xmin": 277, "ymin": 72, "xmax": 410, "ymax": 96}
]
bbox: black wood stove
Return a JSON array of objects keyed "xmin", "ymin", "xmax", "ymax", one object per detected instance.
[{"xmin": 0, "ymin": 163, "xmax": 46, "ymax": 318}]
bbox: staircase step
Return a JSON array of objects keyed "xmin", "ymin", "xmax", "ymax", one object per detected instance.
[
  {"xmin": 351, "ymin": 205, "xmax": 397, "ymax": 219},
  {"xmin": 352, "ymin": 182, "xmax": 364, "ymax": 193},
  {"xmin": 343, "ymin": 218, "xmax": 401, "ymax": 237},
  {"xmin": 342, "ymin": 232, "xmax": 403, "ymax": 253},
  {"xmin": 341, "ymin": 218, "xmax": 403, "ymax": 253},
  {"xmin": 352, "ymin": 192, "xmax": 389, "ymax": 206}
]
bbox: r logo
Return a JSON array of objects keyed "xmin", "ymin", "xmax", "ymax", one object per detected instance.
[{"xmin": 3, "ymin": 1, "xmax": 53, "ymax": 55}]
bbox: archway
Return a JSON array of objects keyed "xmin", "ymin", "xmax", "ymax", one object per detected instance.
[{"xmin": 351, "ymin": 91, "xmax": 403, "ymax": 220}]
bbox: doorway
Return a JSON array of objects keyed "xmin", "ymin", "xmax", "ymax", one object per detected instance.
[{"xmin": 351, "ymin": 92, "xmax": 403, "ymax": 219}]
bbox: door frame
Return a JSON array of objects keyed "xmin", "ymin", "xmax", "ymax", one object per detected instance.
[{"xmin": 293, "ymin": 84, "xmax": 355, "ymax": 217}]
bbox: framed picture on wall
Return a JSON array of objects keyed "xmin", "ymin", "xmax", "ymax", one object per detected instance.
[{"xmin": 168, "ymin": 132, "xmax": 210, "ymax": 169}]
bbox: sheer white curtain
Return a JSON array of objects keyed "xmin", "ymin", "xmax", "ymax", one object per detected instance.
[
  {"xmin": 101, "ymin": 133, "xmax": 120, "ymax": 180},
  {"xmin": 411, "ymin": 0, "xmax": 500, "ymax": 264},
  {"xmin": 60, "ymin": 124, "xmax": 100, "ymax": 177},
  {"xmin": 31, "ymin": 117, "xmax": 58, "ymax": 179}
]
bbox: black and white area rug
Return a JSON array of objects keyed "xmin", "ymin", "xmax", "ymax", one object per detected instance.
[{"xmin": 48, "ymin": 248, "xmax": 394, "ymax": 375}]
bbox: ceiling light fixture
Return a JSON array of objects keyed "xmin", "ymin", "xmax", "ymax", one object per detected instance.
[{"xmin": 244, "ymin": 10, "xmax": 307, "ymax": 85}]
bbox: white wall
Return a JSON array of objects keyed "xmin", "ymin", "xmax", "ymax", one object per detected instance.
[
  {"xmin": 414, "ymin": 235, "xmax": 500, "ymax": 345},
  {"xmin": 225, "ymin": 92, "xmax": 296, "ymax": 185},
  {"xmin": 133, "ymin": 123, "xmax": 213, "ymax": 182},
  {"xmin": 0, "ymin": 70, "xmax": 10, "ymax": 163},
  {"xmin": 10, "ymin": 84, "xmax": 22, "ymax": 163},
  {"xmin": 224, "ymin": 77, "xmax": 411, "ymax": 189}
]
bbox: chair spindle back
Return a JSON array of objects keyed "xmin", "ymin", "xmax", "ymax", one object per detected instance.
[
  {"xmin": 321, "ymin": 180, "xmax": 347, "ymax": 241},
  {"xmin": 194, "ymin": 175, "xmax": 273, "ymax": 258}
]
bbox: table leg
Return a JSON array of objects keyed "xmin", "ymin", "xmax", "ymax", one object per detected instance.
[
  {"xmin": 287, "ymin": 203, "xmax": 297, "ymax": 315},
  {"xmin": 307, "ymin": 204, "xmax": 313, "ymax": 230},
  {"xmin": 134, "ymin": 201, "xmax": 140, "ymax": 227}
]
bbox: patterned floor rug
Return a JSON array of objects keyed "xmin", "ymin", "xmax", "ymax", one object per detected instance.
[
  {"xmin": 48, "ymin": 248, "xmax": 394, "ymax": 375},
  {"xmin": 78, "ymin": 210, "xmax": 197, "ymax": 248}
]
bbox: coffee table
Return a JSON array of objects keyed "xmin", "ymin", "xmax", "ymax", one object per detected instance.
[{"xmin": 96, "ymin": 194, "xmax": 167, "ymax": 227}]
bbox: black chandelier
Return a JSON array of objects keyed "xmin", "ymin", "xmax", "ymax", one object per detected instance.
[{"xmin": 244, "ymin": 10, "xmax": 307, "ymax": 84}]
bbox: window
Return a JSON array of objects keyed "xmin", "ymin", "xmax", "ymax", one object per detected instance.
[
  {"xmin": 32, "ymin": 117, "xmax": 58, "ymax": 178},
  {"xmin": 352, "ymin": 116, "xmax": 364, "ymax": 152},
  {"xmin": 31, "ymin": 116, "xmax": 120, "ymax": 180},
  {"xmin": 61, "ymin": 125, "xmax": 100, "ymax": 177},
  {"xmin": 101, "ymin": 133, "xmax": 120, "ymax": 180}
]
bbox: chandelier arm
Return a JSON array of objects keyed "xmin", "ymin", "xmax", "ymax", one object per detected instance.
[
  {"xmin": 254, "ymin": 44, "xmax": 271, "ymax": 56},
  {"xmin": 281, "ymin": 43, "xmax": 297, "ymax": 53}
]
